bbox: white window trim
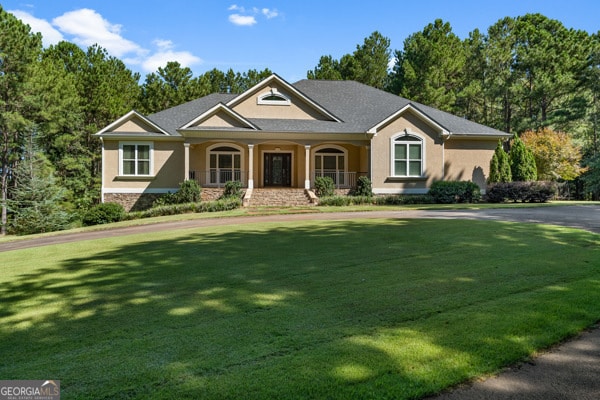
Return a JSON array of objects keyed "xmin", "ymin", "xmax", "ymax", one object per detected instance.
[
  {"xmin": 257, "ymin": 88, "xmax": 291, "ymax": 105},
  {"xmin": 390, "ymin": 132, "xmax": 425, "ymax": 177},
  {"xmin": 311, "ymin": 144, "xmax": 348, "ymax": 176},
  {"xmin": 205, "ymin": 143, "xmax": 245, "ymax": 185},
  {"xmin": 118, "ymin": 141, "xmax": 154, "ymax": 177}
]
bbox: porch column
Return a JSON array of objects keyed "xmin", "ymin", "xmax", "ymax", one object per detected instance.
[
  {"xmin": 248, "ymin": 144, "xmax": 254, "ymax": 189},
  {"xmin": 304, "ymin": 145, "xmax": 311, "ymax": 189},
  {"xmin": 184, "ymin": 142, "xmax": 190, "ymax": 181}
]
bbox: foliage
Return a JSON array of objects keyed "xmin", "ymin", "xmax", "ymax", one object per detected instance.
[
  {"xmin": 82, "ymin": 202, "xmax": 125, "ymax": 226},
  {"xmin": 509, "ymin": 134, "xmax": 538, "ymax": 181},
  {"xmin": 488, "ymin": 141, "xmax": 512, "ymax": 183},
  {"xmin": 354, "ymin": 176, "xmax": 373, "ymax": 197},
  {"xmin": 428, "ymin": 181, "xmax": 482, "ymax": 203},
  {"xmin": 127, "ymin": 198, "xmax": 241, "ymax": 219},
  {"xmin": 389, "ymin": 19, "xmax": 465, "ymax": 112},
  {"xmin": 153, "ymin": 180, "xmax": 201, "ymax": 207},
  {"xmin": 308, "ymin": 31, "xmax": 391, "ymax": 89},
  {"xmin": 374, "ymin": 194, "xmax": 435, "ymax": 205},
  {"xmin": 486, "ymin": 181, "xmax": 558, "ymax": 203},
  {"xmin": 580, "ymin": 153, "xmax": 600, "ymax": 200},
  {"xmin": 520, "ymin": 128, "xmax": 586, "ymax": 181},
  {"xmin": 0, "ymin": 6, "xmax": 43, "ymax": 234},
  {"xmin": 8, "ymin": 150, "xmax": 71, "ymax": 235},
  {"xmin": 222, "ymin": 180, "xmax": 243, "ymax": 198},
  {"xmin": 314, "ymin": 176, "xmax": 335, "ymax": 197},
  {"xmin": 2, "ymin": 219, "xmax": 599, "ymax": 399}
]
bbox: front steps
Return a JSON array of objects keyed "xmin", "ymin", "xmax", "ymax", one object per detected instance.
[{"xmin": 244, "ymin": 188, "xmax": 316, "ymax": 207}]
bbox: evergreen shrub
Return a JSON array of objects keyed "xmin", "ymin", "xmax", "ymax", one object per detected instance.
[{"xmin": 82, "ymin": 203, "xmax": 125, "ymax": 226}]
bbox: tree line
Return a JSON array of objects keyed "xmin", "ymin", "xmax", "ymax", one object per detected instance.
[{"xmin": 1, "ymin": 7, "xmax": 599, "ymax": 234}]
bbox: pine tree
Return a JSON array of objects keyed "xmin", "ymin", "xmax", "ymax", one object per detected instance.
[{"xmin": 8, "ymin": 145, "xmax": 71, "ymax": 235}]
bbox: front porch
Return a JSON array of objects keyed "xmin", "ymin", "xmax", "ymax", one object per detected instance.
[{"xmin": 185, "ymin": 140, "xmax": 370, "ymax": 191}]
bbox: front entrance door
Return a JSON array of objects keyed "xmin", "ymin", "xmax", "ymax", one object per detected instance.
[{"xmin": 264, "ymin": 153, "xmax": 291, "ymax": 186}]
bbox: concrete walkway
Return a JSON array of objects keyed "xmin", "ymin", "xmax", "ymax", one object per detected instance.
[{"xmin": 2, "ymin": 205, "xmax": 599, "ymax": 399}]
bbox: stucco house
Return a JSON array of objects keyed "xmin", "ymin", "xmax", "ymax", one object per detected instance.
[{"xmin": 96, "ymin": 74, "xmax": 511, "ymax": 210}]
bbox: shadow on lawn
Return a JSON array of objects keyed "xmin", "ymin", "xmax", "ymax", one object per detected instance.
[{"xmin": 1, "ymin": 219, "xmax": 599, "ymax": 399}]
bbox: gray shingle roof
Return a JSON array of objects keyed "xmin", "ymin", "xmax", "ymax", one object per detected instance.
[{"xmin": 143, "ymin": 78, "xmax": 508, "ymax": 137}]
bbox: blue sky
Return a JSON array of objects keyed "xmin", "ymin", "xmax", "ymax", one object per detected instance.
[{"xmin": 3, "ymin": 1, "xmax": 599, "ymax": 83}]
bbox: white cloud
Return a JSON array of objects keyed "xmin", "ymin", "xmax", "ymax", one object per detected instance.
[
  {"xmin": 140, "ymin": 39, "xmax": 202, "ymax": 72},
  {"xmin": 7, "ymin": 7, "xmax": 204, "ymax": 75},
  {"xmin": 262, "ymin": 8, "xmax": 278, "ymax": 19},
  {"xmin": 8, "ymin": 10, "xmax": 64, "ymax": 46},
  {"xmin": 52, "ymin": 8, "xmax": 144, "ymax": 58},
  {"xmin": 228, "ymin": 14, "xmax": 257, "ymax": 26},
  {"xmin": 227, "ymin": 4, "xmax": 279, "ymax": 26}
]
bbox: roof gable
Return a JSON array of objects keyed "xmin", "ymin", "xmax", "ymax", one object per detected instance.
[
  {"xmin": 181, "ymin": 103, "xmax": 258, "ymax": 130},
  {"xmin": 226, "ymin": 74, "xmax": 342, "ymax": 122},
  {"xmin": 96, "ymin": 110, "xmax": 169, "ymax": 136}
]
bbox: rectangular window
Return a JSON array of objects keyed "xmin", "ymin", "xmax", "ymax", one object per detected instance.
[
  {"xmin": 393, "ymin": 136, "xmax": 423, "ymax": 177},
  {"xmin": 120, "ymin": 142, "xmax": 152, "ymax": 176}
]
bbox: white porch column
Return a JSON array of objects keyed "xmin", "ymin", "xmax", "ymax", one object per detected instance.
[
  {"xmin": 184, "ymin": 143, "xmax": 190, "ymax": 181},
  {"xmin": 248, "ymin": 144, "xmax": 254, "ymax": 189},
  {"xmin": 304, "ymin": 145, "xmax": 311, "ymax": 189}
]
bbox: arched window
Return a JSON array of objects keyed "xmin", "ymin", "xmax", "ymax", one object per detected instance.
[
  {"xmin": 257, "ymin": 89, "xmax": 291, "ymax": 105},
  {"xmin": 314, "ymin": 146, "xmax": 347, "ymax": 185},
  {"xmin": 392, "ymin": 134, "xmax": 423, "ymax": 177},
  {"xmin": 207, "ymin": 145, "xmax": 242, "ymax": 185}
]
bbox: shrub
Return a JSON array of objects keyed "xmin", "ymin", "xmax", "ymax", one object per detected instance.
[
  {"xmin": 486, "ymin": 181, "xmax": 557, "ymax": 203},
  {"xmin": 177, "ymin": 180, "xmax": 201, "ymax": 203},
  {"xmin": 317, "ymin": 195, "xmax": 374, "ymax": 206},
  {"xmin": 314, "ymin": 176, "xmax": 335, "ymax": 197},
  {"xmin": 428, "ymin": 181, "xmax": 481, "ymax": 204},
  {"xmin": 153, "ymin": 180, "xmax": 201, "ymax": 207},
  {"xmin": 354, "ymin": 176, "xmax": 373, "ymax": 197},
  {"xmin": 222, "ymin": 180, "xmax": 243, "ymax": 198},
  {"xmin": 82, "ymin": 202, "xmax": 125, "ymax": 226}
]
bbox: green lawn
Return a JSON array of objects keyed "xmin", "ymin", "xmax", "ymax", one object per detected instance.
[{"xmin": 1, "ymin": 218, "xmax": 599, "ymax": 399}]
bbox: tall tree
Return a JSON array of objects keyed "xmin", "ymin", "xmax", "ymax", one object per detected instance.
[
  {"xmin": 389, "ymin": 19, "xmax": 465, "ymax": 112},
  {"xmin": 308, "ymin": 31, "xmax": 391, "ymax": 89},
  {"xmin": 511, "ymin": 14, "xmax": 590, "ymax": 132},
  {"xmin": 0, "ymin": 6, "xmax": 43, "ymax": 234}
]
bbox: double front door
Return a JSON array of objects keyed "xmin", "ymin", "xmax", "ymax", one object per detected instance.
[{"xmin": 264, "ymin": 153, "xmax": 291, "ymax": 186}]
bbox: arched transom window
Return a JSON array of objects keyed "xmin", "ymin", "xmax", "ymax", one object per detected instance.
[
  {"xmin": 257, "ymin": 88, "xmax": 291, "ymax": 105},
  {"xmin": 392, "ymin": 134, "xmax": 423, "ymax": 177}
]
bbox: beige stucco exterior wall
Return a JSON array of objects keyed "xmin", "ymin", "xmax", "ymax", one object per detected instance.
[
  {"xmin": 102, "ymin": 139, "xmax": 183, "ymax": 192},
  {"xmin": 444, "ymin": 139, "xmax": 497, "ymax": 189},
  {"xmin": 371, "ymin": 112, "xmax": 444, "ymax": 194},
  {"xmin": 231, "ymin": 82, "xmax": 327, "ymax": 120}
]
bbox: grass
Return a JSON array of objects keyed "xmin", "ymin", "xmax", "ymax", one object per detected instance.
[{"xmin": 1, "ymin": 218, "xmax": 599, "ymax": 399}]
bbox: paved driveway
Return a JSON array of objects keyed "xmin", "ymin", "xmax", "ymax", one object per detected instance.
[{"xmin": 1, "ymin": 205, "xmax": 599, "ymax": 399}]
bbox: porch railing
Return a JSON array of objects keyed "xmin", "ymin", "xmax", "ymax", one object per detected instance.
[
  {"xmin": 312, "ymin": 171, "xmax": 357, "ymax": 189},
  {"xmin": 189, "ymin": 170, "xmax": 247, "ymax": 188}
]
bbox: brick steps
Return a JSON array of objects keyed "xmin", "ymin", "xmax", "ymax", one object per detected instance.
[{"xmin": 246, "ymin": 188, "xmax": 314, "ymax": 207}]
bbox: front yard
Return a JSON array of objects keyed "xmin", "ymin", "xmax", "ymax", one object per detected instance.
[{"xmin": 1, "ymin": 218, "xmax": 599, "ymax": 399}]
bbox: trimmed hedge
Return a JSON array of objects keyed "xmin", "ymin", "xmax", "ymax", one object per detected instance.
[
  {"xmin": 126, "ymin": 198, "xmax": 242, "ymax": 220},
  {"xmin": 153, "ymin": 180, "xmax": 201, "ymax": 207},
  {"xmin": 354, "ymin": 176, "xmax": 373, "ymax": 197},
  {"xmin": 317, "ymin": 194, "xmax": 434, "ymax": 206},
  {"xmin": 486, "ymin": 181, "xmax": 558, "ymax": 203},
  {"xmin": 428, "ymin": 181, "xmax": 482, "ymax": 204}
]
